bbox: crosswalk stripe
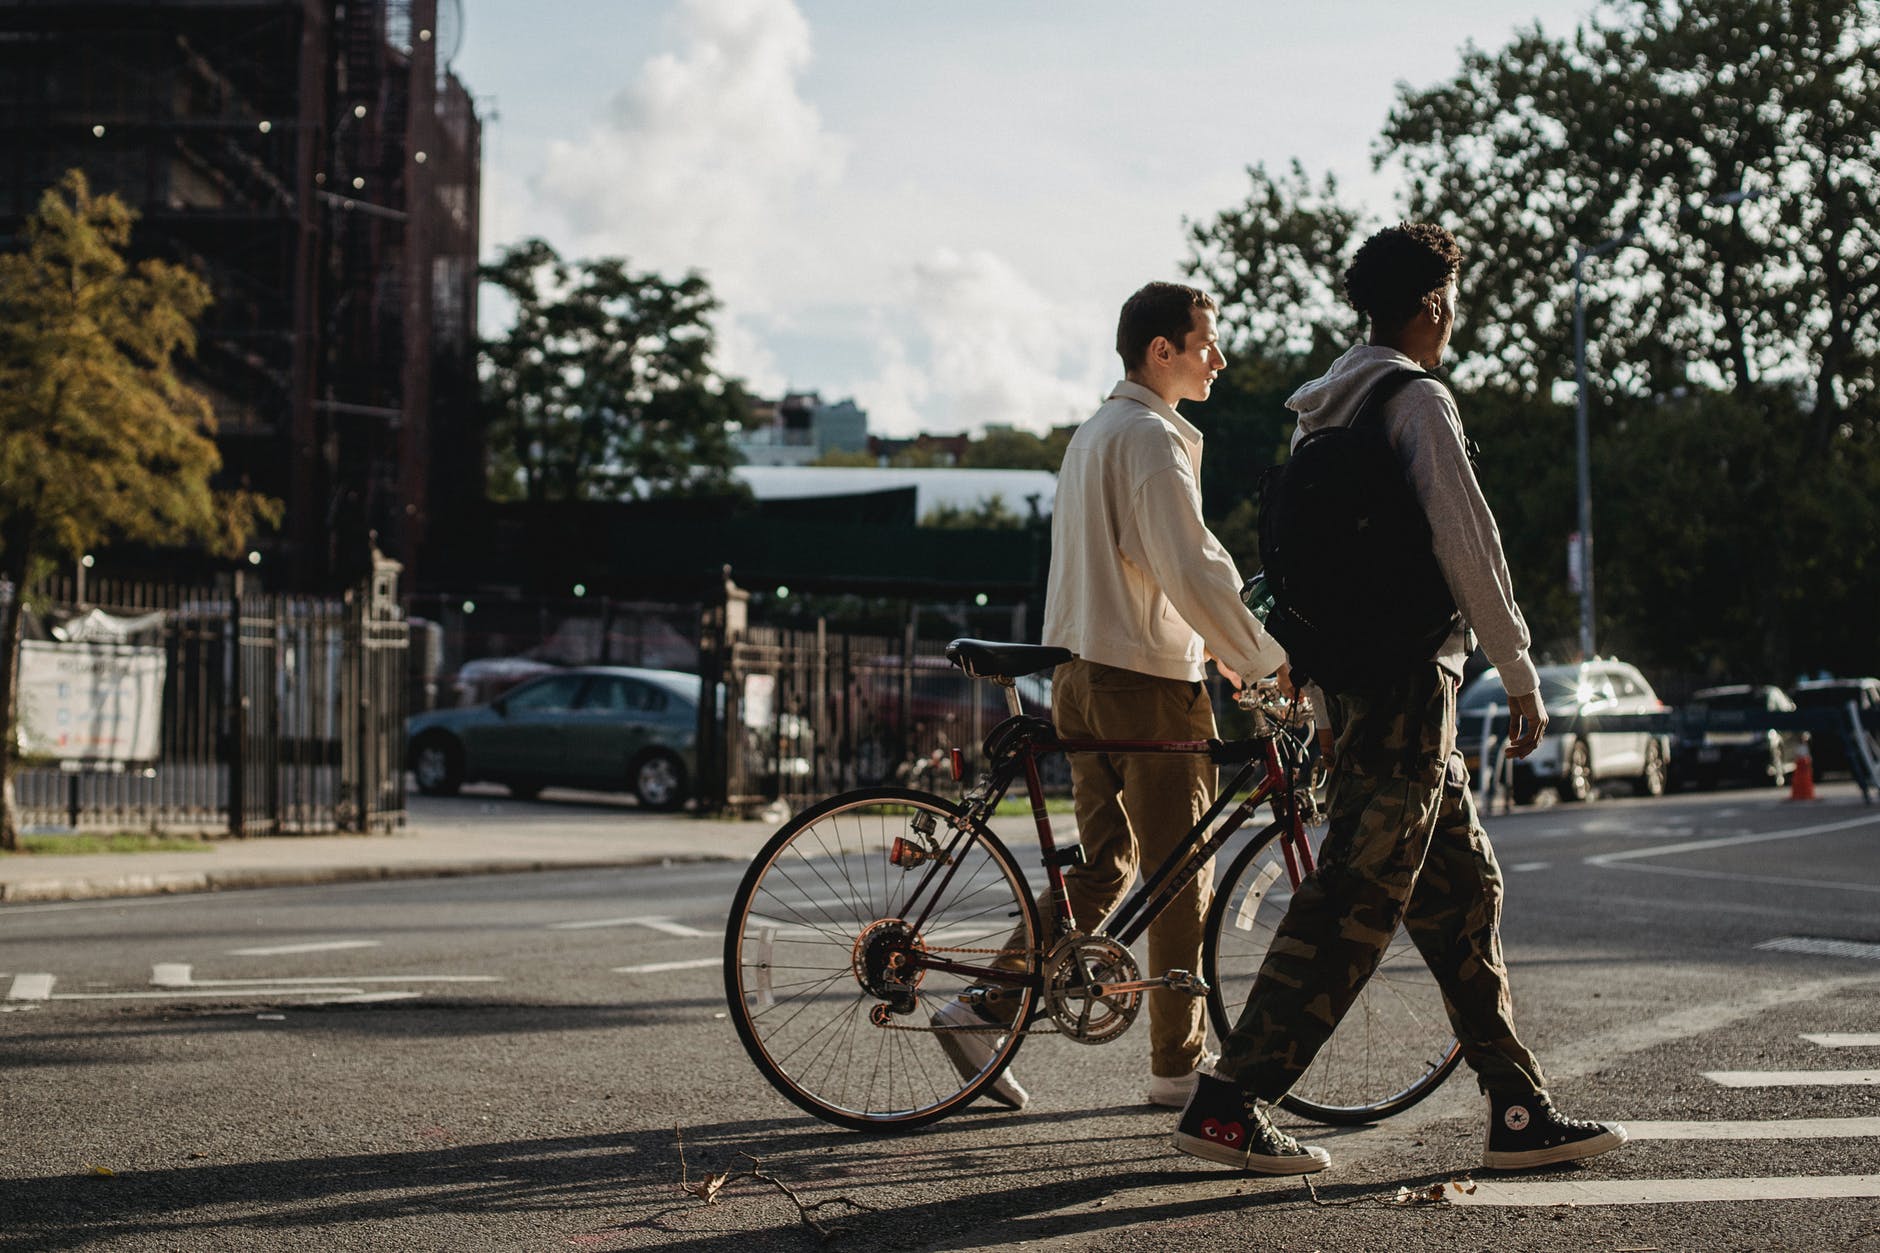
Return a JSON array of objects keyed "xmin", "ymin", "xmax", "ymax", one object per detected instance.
[
  {"xmin": 1803, "ymin": 1033, "xmax": 1880, "ymax": 1048},
  {"xmin": 549, "ymin": 916, "xmax": 707, "ymax": 936},
  {"xmin": 1757, "ymin": 936, "xmax": 1880, "ymax": 961},
  {"xmin": 6, "ymin": 973, "xmax": 54, "ymax": 1000},
  {"xmin": 1449, "ymin": 1175, "xmax": 1880, "ymax": 1207},
  {"xmin": 1627, "ymin": 1118, "xmax": 1880, "ymax": 1140},
  {"xmin": 1704, "ymin": 1070, "xmax": 1880, "ymax": 1087}
]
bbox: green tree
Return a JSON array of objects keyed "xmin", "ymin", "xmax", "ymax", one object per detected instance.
[
  {"xmin": 1380, "ymin": 0, "xmax": 1879, "ymax": 448},
  {"xmin": 920, "ymin": 494, "xmax": 1027, "ymax": 530},
  {"xmin": 960, "ymin": 426, "xmax": 1070, "ymax": 471},
  {"xmin": 0, "ymin": 171, "xmax": 277, "ymax": 848},
  {"xmin": 809, "ymin": 448, "xmax": 877, "ymax": 467},
  {"xmin": 480, "ymin": 238, "xmax": 752, "ymax": 502}
]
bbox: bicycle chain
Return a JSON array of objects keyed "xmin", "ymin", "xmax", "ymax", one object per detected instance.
[{"xmin": 875, "ymin": 942, "xmax": 1053, "ymax": 1034}]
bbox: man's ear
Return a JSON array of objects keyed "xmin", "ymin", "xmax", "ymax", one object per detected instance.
[{"xmin": 1150, "ymin": 335, "xmax": 1173, "ymax": 364}]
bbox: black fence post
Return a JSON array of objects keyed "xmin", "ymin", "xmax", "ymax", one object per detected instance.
[{"xmin": 227, "ymin": 570, "xmax": 246, "ymax": 839}]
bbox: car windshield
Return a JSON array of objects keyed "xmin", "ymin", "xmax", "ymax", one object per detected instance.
[{"xmin": 1793, "ymin": 685, "xmax": 1861, "ymax": 709}]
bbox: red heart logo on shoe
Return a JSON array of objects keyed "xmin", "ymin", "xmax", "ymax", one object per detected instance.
[{"xmin": 1201, "ymin": 1118, "xmax": 1244, "ymax": 1145}]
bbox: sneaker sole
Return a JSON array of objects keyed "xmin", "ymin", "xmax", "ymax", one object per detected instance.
[
  {"xmin": 1172, "ymin": 1132, "xmax": 1331, "ymax": 1174},
  {"xmin": 1483, "ymin": 1124, "xmax": 1628, "ymax": 1171},
  {"xmin": 934, "ymin": 1030, "xmax": 1029, "ymax": 1110}
]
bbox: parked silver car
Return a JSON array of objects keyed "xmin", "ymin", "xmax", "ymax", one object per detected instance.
[{"xmin": 1459, "ymin": 659, "xmax": 1673, "ymax": 804}]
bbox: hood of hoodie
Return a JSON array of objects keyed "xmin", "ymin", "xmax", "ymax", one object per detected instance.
[{"xmin": 1285, "ymin": 344, "xmax": 1426, "ymax": 442}]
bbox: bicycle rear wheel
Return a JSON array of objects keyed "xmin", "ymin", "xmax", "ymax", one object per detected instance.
[
  {"xmin": 1203, "ymin": 826, "xmax": 1463, "ymax": 1125},
  {"xmin": 724, "ymin": 786, "xmax": 1041, "ymax": 1131}
]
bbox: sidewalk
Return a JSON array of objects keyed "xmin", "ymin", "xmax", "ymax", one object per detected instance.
[{"xmin": 0, "ymin": 791, "xmax": 785, "ymax": 904}]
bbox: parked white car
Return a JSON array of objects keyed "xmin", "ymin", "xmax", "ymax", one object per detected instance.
[{"xmin": 1459, "ymin": 659, "xmax": 1673, "ymax": 803}]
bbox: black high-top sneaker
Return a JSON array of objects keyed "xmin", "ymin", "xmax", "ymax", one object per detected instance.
[
  {"xmin": 1171, "ymin": 1073, "xmax": 1331, "ymax": 1174},
  {"xmin": 1483, "ymin": 1092, "xmax": 1628, "ymax": 1169}
]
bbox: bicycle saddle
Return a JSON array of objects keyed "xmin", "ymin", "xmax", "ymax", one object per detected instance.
[{"xmin": 945, "ymin": 639, "xmax": 1072, "ymax": 680}]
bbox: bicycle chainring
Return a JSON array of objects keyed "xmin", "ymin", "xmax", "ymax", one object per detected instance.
[{"xmin": 1043, "ymin": 934, "xmax": 1141, "ymax": 1044}]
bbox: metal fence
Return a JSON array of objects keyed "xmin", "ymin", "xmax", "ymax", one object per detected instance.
[{"xmin": 8, "ymin": 564, "xmax": 407, "ymax": 834}]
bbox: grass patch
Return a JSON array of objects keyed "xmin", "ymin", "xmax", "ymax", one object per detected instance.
[
  {"xmin": 6, "ymin": 831, "xmax": 217, "ymax": 856},
  {"xmin": 992, "ymin": 795, "xmax": 1077, "ymax": 817}
]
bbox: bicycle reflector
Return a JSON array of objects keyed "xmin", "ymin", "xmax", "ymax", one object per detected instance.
[{"xmin": 950, "ymin": 748, "xmax": 963, "ymax": 781}]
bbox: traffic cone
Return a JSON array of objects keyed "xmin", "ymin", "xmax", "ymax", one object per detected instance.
[{"xmin": 1789, "ymin": 738, "xmax": 1817, "ymax": 801}]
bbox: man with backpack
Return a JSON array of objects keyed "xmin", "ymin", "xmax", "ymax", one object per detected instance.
[{"xmin": 1171, "ymin": 223, "xmax": 1628, "ymax": 1174}]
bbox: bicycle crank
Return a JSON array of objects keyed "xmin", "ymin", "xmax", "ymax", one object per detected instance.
[{"xmin": 1042, "ymin": 934, "xmax": 1141, "ymax": 1044}]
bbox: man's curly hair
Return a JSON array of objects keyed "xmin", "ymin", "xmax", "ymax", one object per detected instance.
[{"xmin": 1342, "ymin": 222, "xmax": 1462, "ymax": 332}]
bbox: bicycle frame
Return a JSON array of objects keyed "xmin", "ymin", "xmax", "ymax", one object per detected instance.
[{"xmin": 896, "ymin": 705, "xmax": 1317, "ymax": 1000}]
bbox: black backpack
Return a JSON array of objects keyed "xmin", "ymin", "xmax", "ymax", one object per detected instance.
[{"xmin": 1255, "ymin": 368, "xmax": 1463, "ymax": 694}]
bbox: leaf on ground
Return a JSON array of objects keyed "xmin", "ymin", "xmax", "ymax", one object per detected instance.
[
  {"xmin": 685, "ymin": 1170, "xmax": 731, "ymax": 1203},
  {"xmin": 1388, "ymin": 1179, "xmax": 1474, "ymax": 1206},
  {"xmin": 87, "ymin": 1165, "xmax": 116, "ymax": 1178}
]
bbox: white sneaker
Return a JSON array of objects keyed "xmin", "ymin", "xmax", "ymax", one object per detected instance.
[
  {"xmin": 931, "ymin": 999, "xmax": 1029, "ymax": 1110},
  {"xmin": 1147, "ymin": 1050, "xmax": 1220, "ymax": 1108}
]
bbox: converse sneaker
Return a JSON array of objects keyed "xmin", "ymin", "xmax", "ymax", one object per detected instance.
[
  {"xmin": 1146, "ymin": 1050, "xmax": 1220, "ymax": 1108},
  {"xmin": 1482, "ymin": 1092, "xmax": 1627, "ymax": 1170},
  {"xmin": 931, "ymin": 997, "xmax": 1028, "ymax": 1110},
  {"xmin": 1171, "ymin": 1073, "xmax": 1331, "ymax": 1174}
]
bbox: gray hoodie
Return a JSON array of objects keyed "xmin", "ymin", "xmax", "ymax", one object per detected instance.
[{"xmin": 1286, "ymin": 344, "xmax": 1539, "ymax": 699}]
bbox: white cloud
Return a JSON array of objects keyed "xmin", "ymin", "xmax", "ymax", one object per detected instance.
[
  {"xmin": 530, "ymin": 0, "xmax": 846, "ymax": 311},
  {"xmin": 848, "ymin": 249, "xmax": 1112, "ymax": 437}
]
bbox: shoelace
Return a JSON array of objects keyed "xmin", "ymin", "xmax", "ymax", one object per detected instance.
[{"xmin": 1237, "ymin": 1096, "xmax": 1307, "ymax": 1155}]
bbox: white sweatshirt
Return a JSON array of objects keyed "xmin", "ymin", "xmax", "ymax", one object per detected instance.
[{"xmin": 1043, "ymin": 380, "xmax": 1287, "ymax": 683}]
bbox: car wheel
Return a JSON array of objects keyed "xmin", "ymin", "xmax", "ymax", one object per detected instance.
[
  {"xmin": 1636, "ymin": 740, "xmax": 1667, "ymax": 797},
  {"xmin": 1557, "ymin": 740, "xmax": 1593, "ymax": 803},
  {"xmin": 506, "ymin": 780, "xmax": 544, "ymax": 801},
  {"xmin": 411, "ymin": 733, "xmax": 464, "ymax": 797},
  {"xmin": 1509, "ymin": 769, "xmax": 1539, "ymax": 806},
  {"xmin": 632, "ymin": 750, "xmax": 688, "ymax": 811}
]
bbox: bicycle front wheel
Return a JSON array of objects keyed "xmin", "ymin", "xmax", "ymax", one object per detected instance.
[
  {"xmin": 1203, "ymin": 826, "xmax": 1463, "ymax": 1125},
  {"xmin": 724, "ymin": 787, "xmax": 1041, "ymax": 1131}
]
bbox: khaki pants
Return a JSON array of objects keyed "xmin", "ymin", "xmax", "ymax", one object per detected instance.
[{"xmin": 1054, "ymin": 659, "xmax": 1217, "ymax": 1079}]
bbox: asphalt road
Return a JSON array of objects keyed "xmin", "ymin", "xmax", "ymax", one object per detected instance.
[{"xmin": 3, "ymin": 786, "xmax": 1878, "ymax": 1251}]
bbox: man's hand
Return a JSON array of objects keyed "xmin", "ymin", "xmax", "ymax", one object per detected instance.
[
  {"xmin": 1506, "ymin": 689, "xmax": 1548, "ymax": 760},
  {"xmin": 1211, "ymin": 654, "xmax": 1244, "ymax": 691},
  {"xmin": 1274, "ymin": 661, "xmax": 1296, "ymax": 701}
]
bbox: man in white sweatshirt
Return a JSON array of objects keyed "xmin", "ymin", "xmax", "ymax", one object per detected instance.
[
  {"xmin": 1172, "ymin": 223, "xmax": 1627, "ymax": 1175},
  {"xmin": 984, "ymin": 281, "xmax": 1288, "ymax": 1109}
]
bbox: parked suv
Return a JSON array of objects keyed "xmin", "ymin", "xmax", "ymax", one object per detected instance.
[
  {"xmin": 1459, "ymin": 659, "xmax": 1673, "ymax": 804},
  {"xmin": 1669, "ymin": 684, "xmax": 1799, "ymax": 790},
  {"xmin": 1790, "ymin": 677, "xmax": 1880, "ymax": 779}
]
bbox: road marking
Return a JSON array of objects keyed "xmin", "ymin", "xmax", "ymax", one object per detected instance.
[
  {"xmin": 1586, "ymin": 812, "xmax": 1880, "ymax": 865},
  {"xmin": 549, "ymin": 916, "xmax": 708, "ymax": 937},
  {"xmin": 1704, "ymin": 1070, "xmax": 1880, "ymax": 1087},
  {"xmin": 1627, "ymin": 1117, "xmax": 1880, "ymax": 1139},
  {"xmin": 1506, "ymin": 861, "xmax": 1551, "ymax": 872},
  {"xmin": 303, "ymin": 991, "xmax": 423, "ymax": 1004},
  {"xmin": 1804, "ymin": 1033, "xmax": 1880, "ymax": 1048},
  {"xmin": 150, "ymin": 965, "xmax": 498, "ymax": 988},
  {"xmin": 51, "ymin": 987, "xmax": 370, "ymax": 1001},
  {"xmin": 614, "ymin": 958, "xmax": 721, "ymax": 974},
  {"xmin": 7, "ymin": 973, "xmax": 54, "ymax": 1000},
  {"xmin": 227, "ymin": 940, "xmax": 382, "ymax": 956},
  {"xmin": 1759, "ymin": 936, "xmax": 1880, "ymax": 961},
  {"xmin": 1449, "ymin": 1175, "xmax": 1880, "ymax": 1207}
]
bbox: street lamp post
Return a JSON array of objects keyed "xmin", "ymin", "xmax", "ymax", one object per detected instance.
[{"xmin": 1568, "ymin": 187, "xmax": 1762, "ymax": 662}]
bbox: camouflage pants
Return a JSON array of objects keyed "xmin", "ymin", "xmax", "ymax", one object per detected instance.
[{"xmin": 1216, "ymin": 664, "xmax": 1548, "ymax": 1101}]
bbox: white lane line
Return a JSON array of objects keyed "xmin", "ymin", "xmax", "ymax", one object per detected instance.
[
  {"xmin": 1627, "ymin": 1117, "xmax": 1880, "ymax": 1139},
  {"xmin": 549, "ymin": 916, "xmax": 708, "ymax": 937},
  {"xmin": 151, "ymin": 965, "xmax": 497, "ymax": 988},
  {"xmin": 227, "ymin": 940, "xmax": 382, "ymax": 956},
  {"xmin": 51, "ymin": 988, "xmax": 369, "ymax": 1001},
  {"xmin": 303, "ymin": 991, "xmax": 423, "ymax": 1004},
  {"xmin": 7, "ymin": 973, "xmax": 54, "ymax": 1000},
  {"xmin": 1759, "ymin": 936, "xmax": 1880, "ymax": 961},
  {"xmin": 614, "ymin": 958, "xmax": 722, "ymax": 974},
  {"xmin": 1704, "ymin": 1070, "xmax": 1880, "ymax": 1087},
  {"xmin": 1450, "ymin": 1175, "xmax": 1880, "ymax": 1207},
  {"xmin": 1506, "ymin": 861, "xmax": 1551, "ymax": 872},
  {"xmin": 1804, "ymin": 1033, "xmax": 1880, "ymax": 1048}
]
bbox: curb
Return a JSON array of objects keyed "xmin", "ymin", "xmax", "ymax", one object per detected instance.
[{"xmin": 0, "ymin": 853, "xmax": 739, "ymax": 904}]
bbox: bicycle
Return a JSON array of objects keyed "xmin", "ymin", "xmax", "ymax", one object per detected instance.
[{"xmin": 723, "ymin": 638, "xmax": 1463, "ymax": 1131}]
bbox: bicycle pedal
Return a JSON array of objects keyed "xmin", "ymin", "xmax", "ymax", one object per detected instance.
[{"xmin": 1160, "ymin": 969, "xmax": 1212, "ymax": 998}]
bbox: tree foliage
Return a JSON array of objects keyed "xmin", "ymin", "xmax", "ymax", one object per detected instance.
[
  {"xmin": 0, "ymin": 170, "xmax": 278, "ymax": 847},
  {"xmin": 959, "ymin": 426, "xmax": 1071, "ymax": 471},
  {"xmin": 480, "ymin": 239, "xmax": 751, "ymax": 502},
  {"xmin": 919, "ymin": 494, "xmax": 1030, "ymax": 530},
  {"xmin": 1380, "ymin": 0, "xmax": 1879, "ymax": 450}
]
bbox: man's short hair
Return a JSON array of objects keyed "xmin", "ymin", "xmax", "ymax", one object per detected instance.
[
  {"xmin": 1116, "ymin": 282, "xmax": 1217, "ymax": 371},
  {"xmin": 1342, "ymin": 223, "xmax": 1462, "ymax": 333}
]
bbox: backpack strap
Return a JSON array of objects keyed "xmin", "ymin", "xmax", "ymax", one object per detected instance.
[{"xmin": 1346, "ymin": 368, "xmax": 1439, "ymax": 436}]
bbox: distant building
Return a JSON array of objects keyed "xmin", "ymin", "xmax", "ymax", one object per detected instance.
[
  {"xmin": 735, "ymin": 391, "xmax": 871, "ymax": 466},
  {"xmin": 868, "ymin": 433, "xmax": 971, "ymax": 467},
  {"xmin": 0, "ymin": 0, "xmax": 481, "ymax": 590}
]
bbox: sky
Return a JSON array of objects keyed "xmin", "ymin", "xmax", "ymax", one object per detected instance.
[{"xmin": 453, "ymin": 0, "xmax": 1599, "ymax": 438}]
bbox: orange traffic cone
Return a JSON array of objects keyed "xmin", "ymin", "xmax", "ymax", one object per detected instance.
[{"xmin": 1789, "ymin": 738, "xmax": 1817, "ymax": 801}]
